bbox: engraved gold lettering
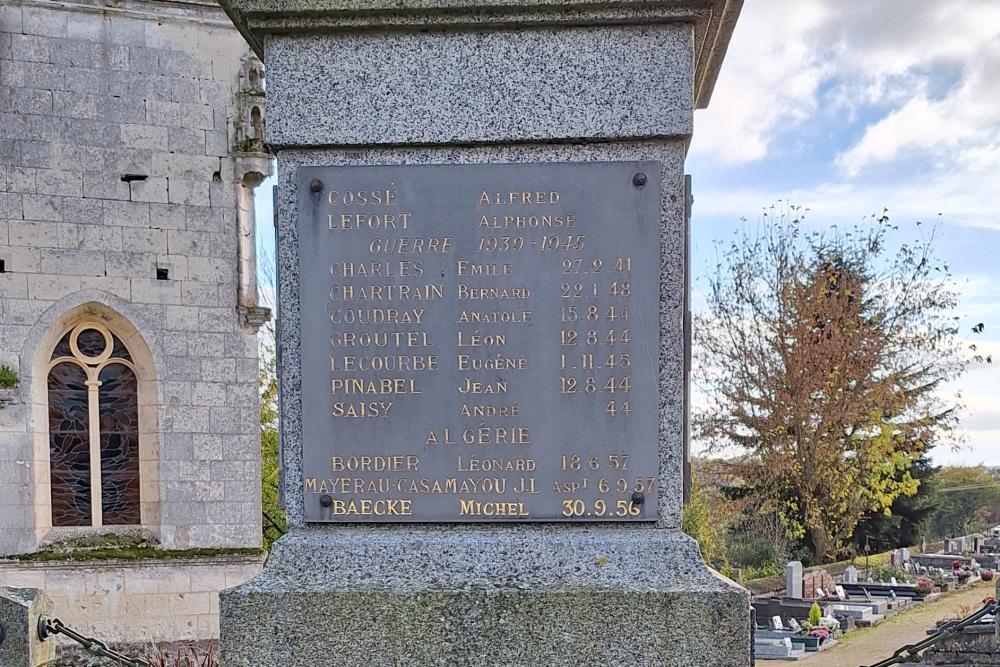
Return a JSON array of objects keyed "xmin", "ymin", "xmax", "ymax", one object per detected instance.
[
  {"xmin": 330, "ymin": 355, "xmax": 439, "ymax": 372},
  {"xmin": 330, "ymin": 378, "xmax": 420, "ymax": 394},
  {"xmin": 456, "ymin": 261, "xmax": 512, "ymax": 276},
  {"xmin": 330, "ymin": 455, "xmax": 420, "ymax": 472},
  {"xmin": 459, "ymin": 403, "xmax": 519, "ymax": 417},
  {"xmin": 329, "ymin": 498, "xmax": 413, "ymax": 516},
  {"xmin": 458, "ymin": 500, "xmax": 529, "ymax": 516},
  {"xmin": 457, "ymin": 285, "xmax": 531, "ymax": 300},
  {"xmin": 368, "ymin": 237, "xmax": 453, "ymax": 254},
  {"xmin": 329, "ymin": 284, "xmax": 444, "ymax": 302},
  {"xmin": 479, "ymin": 190, "xmax": 560, "ymax": 205},
  {"xmin": 331, "ymin": 401, "xmax": 393, "ymax": 418},
  {"xmin": 326, "ymin": 189, "xmax": 397, "ymax": 206},
  {"xmin": 329, "ymin": 332, "xmax": 432, "ymax": 348},
  {"xmin": 328, "ymin": 212, "xmax": 411, "ymax": 230},
  {"xmin": 456, "ymin": 332, "xmax": 506, "ymax": 347},
  {"xmin": 329, "ymin": 261, "xmax": 423, "ymax": 278}
]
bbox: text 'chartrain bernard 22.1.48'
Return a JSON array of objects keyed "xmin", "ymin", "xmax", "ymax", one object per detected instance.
[{"xmin": 297, "ymin": 161, "xmax": 661, "ymax": 522}]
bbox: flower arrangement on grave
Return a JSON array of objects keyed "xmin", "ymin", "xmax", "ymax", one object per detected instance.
[
  {"xmin": 808, "ymin": 627, "xmax": 831, "ymax": 643},
  {"xmin": 915, "ymin": 576, "xmax": 934, "ymax": 595}
]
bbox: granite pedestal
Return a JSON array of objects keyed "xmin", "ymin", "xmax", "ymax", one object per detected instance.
[{"xmin": 216, "ymin": 1, "xmax": 748, "ymax": 665}]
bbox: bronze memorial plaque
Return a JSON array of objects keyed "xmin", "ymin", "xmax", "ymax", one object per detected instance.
[{"xmin": 298, "ymin": 162, "xmax": 661, "ymax": 522}]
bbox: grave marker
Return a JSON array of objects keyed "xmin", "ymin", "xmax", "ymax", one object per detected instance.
[{"xmin": 787, "ymin": 561, "xmax": 804, "ymax": 599}]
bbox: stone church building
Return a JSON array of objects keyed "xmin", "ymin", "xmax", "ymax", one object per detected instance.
[{"xmin": 0, "ymin": 0, "xmax": 269, "ymax": 644}]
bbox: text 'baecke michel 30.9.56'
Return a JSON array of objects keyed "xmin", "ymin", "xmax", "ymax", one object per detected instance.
[{"xmin": 297, "ymin": 162, "xmax": 661, "ymax": 523}]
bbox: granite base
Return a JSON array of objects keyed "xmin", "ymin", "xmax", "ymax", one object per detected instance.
[{"xmin": 220, "ymin": 529, "xmax": 749, "ymax": 667}]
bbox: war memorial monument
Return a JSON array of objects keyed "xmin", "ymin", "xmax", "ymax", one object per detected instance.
[{"xmin": 217, "ymin": 1, "xmax": 749, "ymax": 664}]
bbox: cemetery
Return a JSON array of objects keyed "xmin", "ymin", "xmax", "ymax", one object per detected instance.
[
  {"xmin": 752, "ymin": 532, "xmax": 1000, "ymax": 661},
  {"xmin": 1, "ymin": 0, "xmax": 999, "ymax": 666}
]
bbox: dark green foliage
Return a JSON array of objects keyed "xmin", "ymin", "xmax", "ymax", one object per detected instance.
[
  {"xmin": 853, "ymin": 451, "xmax": 939, "ymax": 553},
  {"xmin": 925, "ymin": 466, "xmax": 1000, "ymax": 539},
  {"xmin": 260, "ymin": 353, "xmax": 286, "ymax": 551},
  {"xmin": 0, "ymin": 364, "xmax": 18, "ymax": 388}
]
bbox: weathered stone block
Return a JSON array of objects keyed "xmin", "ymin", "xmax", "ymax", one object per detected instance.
[
  {"xmin": 21, "ymin": 6, "xmax": 68, "ymax": 38},
  {"xmin": 167, "ymin": 178, "xmax": 211, "ymax": 206},
  {"xmin": 222, "ymin": 531, "xmax": 750, "ymax": 667},
  {"xmin": 122, "ymin": 227, "xmax": 168, "ymax": 254},
  {"xmin": 121, "ymin": 123, "xmax": 169, "ymax": 151},
  {"xmin": 35, "ymin": 168, "xmax": 83, "ymax": 197},
  {"xmin": 0, "ymin": 587, "xmax": 55, "ymax": 667},
  {"xmin": 104, "ymin": 199, "xmax": 150, "ymax": 227},
  {"xmin": 10, "ymin": 88, "xmax": 52, "ymax": 116},
  {"xmin": 9, "ymin": 220, "xmax": 78, "ymax": 249},
  {"xmin": 9, "ymin": 34, "xmax": 49, "ymax": 63},
  {"xmin": 129, "ymin": 176, "xmax": 169, "ymax": 204},
  {"xmin": 38, "ymin": 248, "xmax": 105, "ymax": 276}
]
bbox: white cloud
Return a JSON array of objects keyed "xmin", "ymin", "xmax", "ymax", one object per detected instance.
[
  {"xmin": 693, "ymin": 0, "xmax": 1000, "ymax": 177},
  {"xmin": 691, "ymin": 0, "xmax": 831, "ymax": 163}
]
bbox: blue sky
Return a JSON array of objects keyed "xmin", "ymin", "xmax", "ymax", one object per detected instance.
[
  {"xmin": 256, "ymin": 0, "xmax": 1000, "ymax": 466},
  {"xmin": 687, "ymin": 0, "xmax": 1000, "ymax": 465}
]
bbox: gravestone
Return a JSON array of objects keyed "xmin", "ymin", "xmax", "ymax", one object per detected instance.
[
  {"xmin": 216, "ymin": 1, "xmax": 748, "ymax": 666},
  {"xmin": 0, "ymin": 588, "xmax": 55, "ymax": 667},
  {"xmin": 843, "ymin": 565, "xmax": 859, "ymax": 584},
  {"xmin": 787, "ymin": 561, "xmax": 804, "ymax": 598},
  {"xmin": 755, "ymin": 637, "xmax": 803, "ymax": 660}
]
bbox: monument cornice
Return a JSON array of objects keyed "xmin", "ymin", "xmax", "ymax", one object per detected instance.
[{"xmin": 218, "ymin": 0, "xmax": 742, "ymax": 109}]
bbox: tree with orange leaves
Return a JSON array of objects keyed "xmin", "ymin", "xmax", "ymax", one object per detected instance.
[{"xmin": 695, "ymin": 206, "xmax": 966, "ymax": 561}]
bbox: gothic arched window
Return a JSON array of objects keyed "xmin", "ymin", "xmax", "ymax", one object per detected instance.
[{"xmin": 47, "ymin": 323, "xmax": 140, "ymax": 527}]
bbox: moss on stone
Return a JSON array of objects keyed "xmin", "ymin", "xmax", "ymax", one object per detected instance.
[{"xmin": 6, "ymin": 534, "xmax": 263, "ymax": 563}]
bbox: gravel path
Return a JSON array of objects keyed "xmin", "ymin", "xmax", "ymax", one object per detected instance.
[{"xmin": 757, "ymin": 582, "xmax": 994, "ymax": 667}]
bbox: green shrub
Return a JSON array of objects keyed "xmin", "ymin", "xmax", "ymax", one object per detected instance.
[
  {"xmin": 0, "ymin": 365, "xmax": 18, "ymax": 388},
  {"xmin": 808, "ymin": 602, "xmax": 822, "ymax": 627},
  {"xmin": 870, "ymin": 564, "xmax": 912, "ymax": 584},
  {"xmin": 728, "ymin": 537, "xmax": 783, "ymax": 570}
]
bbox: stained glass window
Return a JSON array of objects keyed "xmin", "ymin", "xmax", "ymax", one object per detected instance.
[
  {"xmin": 47, "ymin": 324, "xmax": 142, "ymax": 528},
  {"xmin": 48, "ymin": 363, "xmax": 91, "ymax": 527}
]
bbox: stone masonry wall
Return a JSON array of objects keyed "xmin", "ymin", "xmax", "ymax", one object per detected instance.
[
  {"xmin": 0, "ymin": 0, "xmax": 262, "ymax": 554},
  {"xmin": 920, "ymin": 626, "xmax": 1000, "ymax": 666},
  {"xmin": 0, "ymin": 554, "xmax": 263, "ymax": 644}
]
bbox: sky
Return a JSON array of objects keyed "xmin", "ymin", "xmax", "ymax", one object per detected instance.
[
  {"xmin": 256, "ymin": 0, "xmax": 1000, "ymax": 467},
  {"xmin": 686, "ymin": 0, "xmax": 1000, "ymax": 466}
]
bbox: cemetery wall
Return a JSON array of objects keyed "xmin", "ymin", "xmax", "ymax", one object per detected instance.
[
  {"xmin": 0, "ymin": 554, "xmax": 262, "ymax": 645},
  {"xmin": 0, "ymin": 0, "xmax": 267, "ymax": 557}
]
